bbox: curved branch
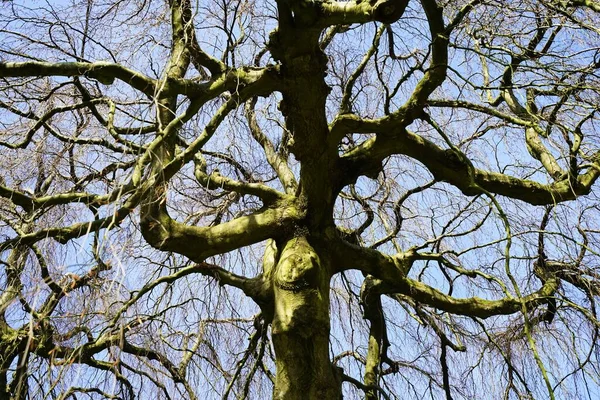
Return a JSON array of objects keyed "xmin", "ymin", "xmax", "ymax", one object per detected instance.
[
  {"xmin": 332, "ymin": 238, "xmax": 559, "ymax": 319},
  {"xmin": 245, "ymin": 98, "xmax": 297, "ymax": 194},
  {"xmin": 140, "ymin": 198, "xmax": 302, "ymax": 263},
  {"xmin": 338, "ymin": 127, "xmax": 599, "ymax": 205}
]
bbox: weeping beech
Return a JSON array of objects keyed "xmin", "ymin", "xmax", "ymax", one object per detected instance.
[{"xmin": 1, "ymin": 0, "xmax": 600, "ymax": 399}]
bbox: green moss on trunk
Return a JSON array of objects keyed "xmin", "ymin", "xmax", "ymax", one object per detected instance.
[{"xmin": 271, "ymin": 237, "xmax": 341, "ymax": 399}]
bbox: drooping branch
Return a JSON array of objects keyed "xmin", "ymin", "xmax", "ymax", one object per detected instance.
[
  {"xmin": 329, "ymin": 0, "xmax": 448, "ymax": 146},
  {"xmin": 340, "ymin": 24, "xmax": 386, "ymax": 114},
  {"xmin": 361, "ymin": 275, "xmax": 391, "ymax": 400}
]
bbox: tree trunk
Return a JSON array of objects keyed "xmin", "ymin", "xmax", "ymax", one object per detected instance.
[{"xmin": 271, "ymin": 237, "xmax": 341, "ymax": 399}]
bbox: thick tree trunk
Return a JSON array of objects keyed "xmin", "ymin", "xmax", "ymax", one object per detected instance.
[{"xmin": 271, "ymin": 237, "xmax": 341, "ymax": 399}]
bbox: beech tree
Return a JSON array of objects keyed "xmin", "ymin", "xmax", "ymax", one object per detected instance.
[{"xmin": 1, "ymin": 0, "xmax": 600, "ymax": 398}]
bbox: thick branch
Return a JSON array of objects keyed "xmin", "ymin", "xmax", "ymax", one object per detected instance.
[
  {"xmin": 337, "ymin": 127, "xmax": 598, "ymax": 205},
  {"xmin": 0, "ymin": 61, "xmax": 156, "ymax": 96},
  {"xmin": 140, "ymin": 199, "xmax": 303, "ymax": 263},
  {"xmin": 568, "ymin": 0, "xmax": 600, "ymax": 12},
  {"xmin": 319, "ymin": 0, "xmax": 410, "ymax": 25},
  {"xmin": 332, "ymin": 238, "xmax": 559, "ymax": 319}
]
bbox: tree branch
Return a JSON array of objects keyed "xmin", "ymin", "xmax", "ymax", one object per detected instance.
[{"xmin": 0, "ymin": 61, "xmax": 156, "ymax": 96}]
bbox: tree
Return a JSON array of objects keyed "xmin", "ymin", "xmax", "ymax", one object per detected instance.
[{"xmin": 1, "ymin": 0, "xmax": 600, "ymax": 398}]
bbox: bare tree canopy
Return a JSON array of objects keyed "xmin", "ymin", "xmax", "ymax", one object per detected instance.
[{"xmin": 1, "ymin": 0, "xmax": 600, "ymax": 398}]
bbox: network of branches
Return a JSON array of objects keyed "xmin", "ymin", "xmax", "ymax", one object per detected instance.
[{"xmin": 1, "ymin": 0, "xmax": 600, "ymax": 399}]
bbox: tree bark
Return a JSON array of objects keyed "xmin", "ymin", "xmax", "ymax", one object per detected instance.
[{"xmin": 271, "ymin": 237, "xmax": 341, "ymax": 399}]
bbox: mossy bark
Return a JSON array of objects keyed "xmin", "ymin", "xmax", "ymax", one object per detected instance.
[{"xmin": 271, "ymin": 237, "xmax": 341, "ymax": 399}]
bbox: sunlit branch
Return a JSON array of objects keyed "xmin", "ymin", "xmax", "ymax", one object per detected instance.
[
  {"xmin": 332, "ymin": 238, "xmax": 559, "ymax": 319},
  {"xmin": 194, "ymin": 159, "xmax": 288, "ymax": 204},
  {"xmin": 141, "ymin": 200, "xmax": 302, "ymax": 263},
  {"xmin": 341, "ymin": 372, "xmax": 391, "ymax": 400},
  {"xmin": 318, "ymin": 0, "xmax": 409, "ymax": 26},
  {"xmin": 337, "ymin": 124, "xmax": 599, "ymax": 204}
]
